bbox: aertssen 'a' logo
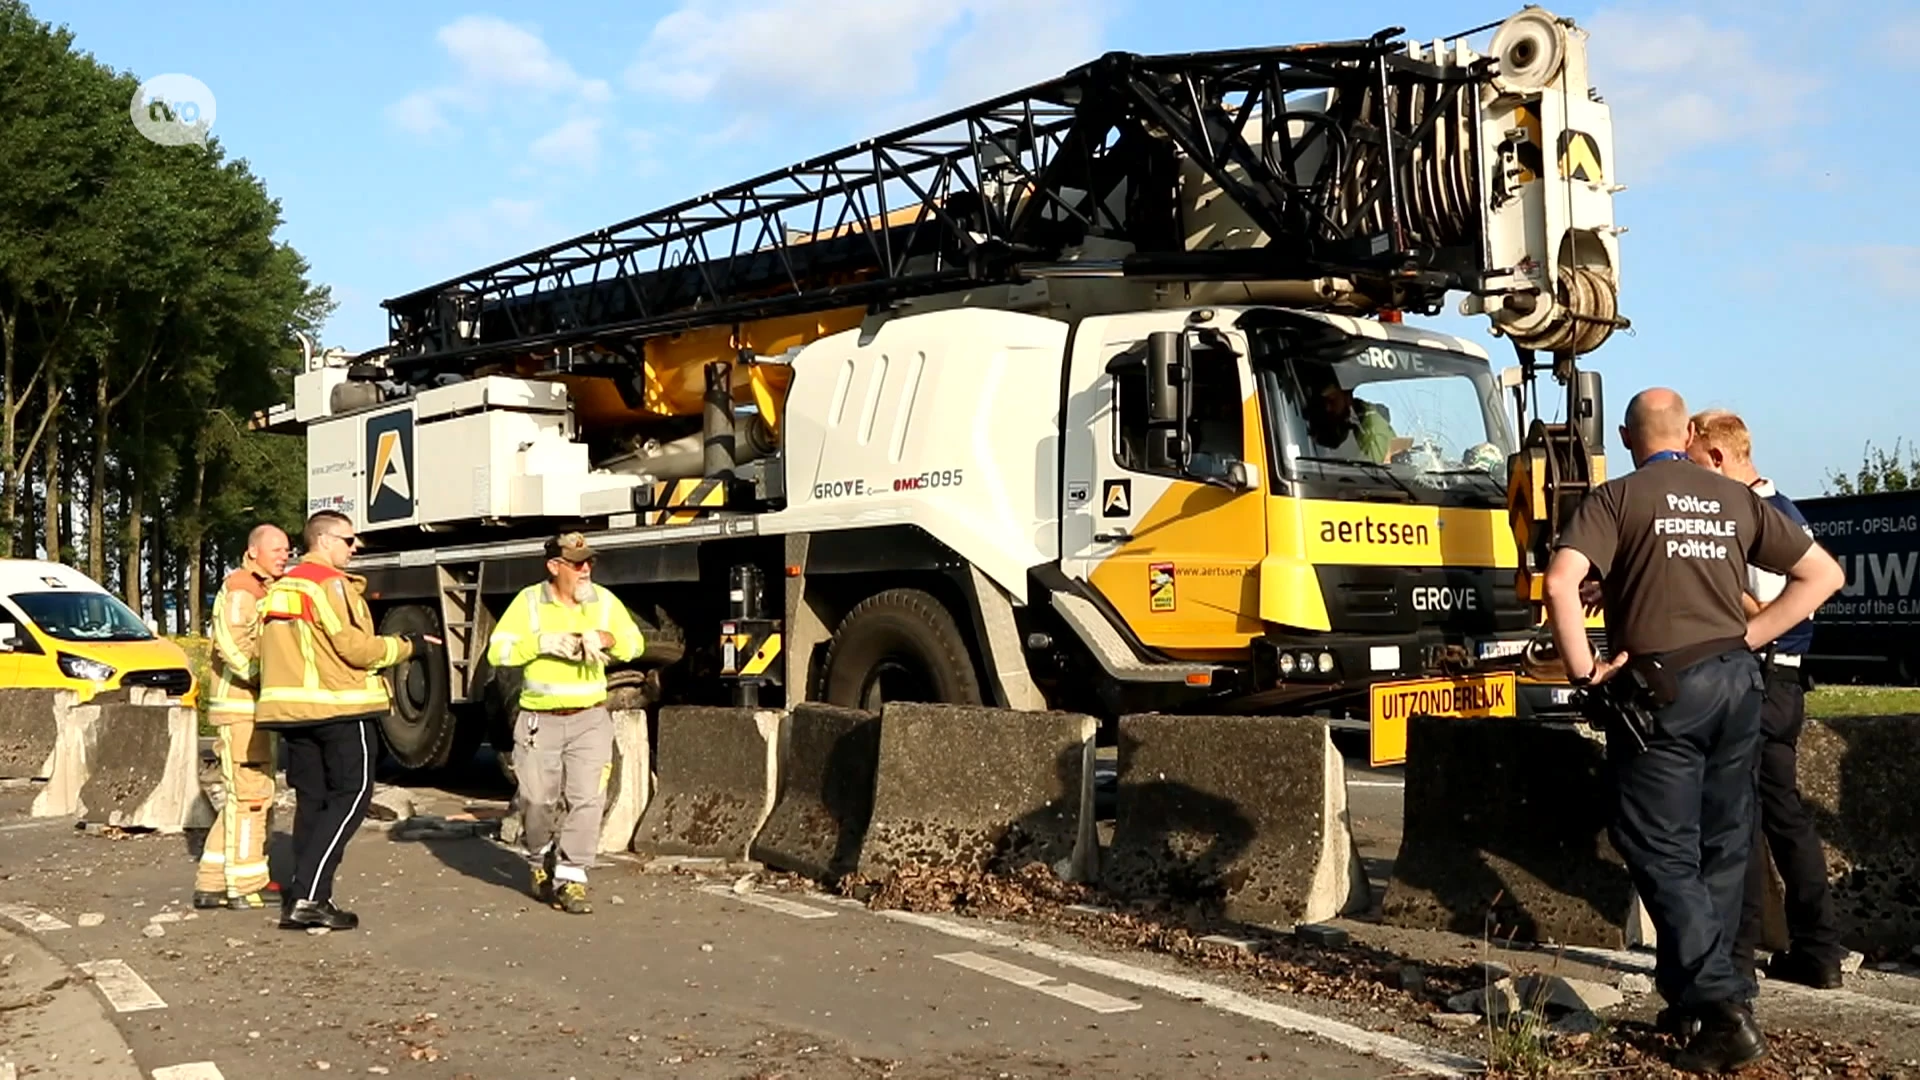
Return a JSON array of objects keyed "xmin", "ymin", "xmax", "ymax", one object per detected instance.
[
  {"xmin": 1102, "ymin": 478, "xmax": 1132, "ymax": 518},
  {"xmin": 364, "ymin": 409, "xmax": 415, "ymax": 525}
]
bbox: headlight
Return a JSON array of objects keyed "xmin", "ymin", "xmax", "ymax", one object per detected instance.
[{"xmin": 57, "ymin": 653, "xmax": 116, "ymax": 683}]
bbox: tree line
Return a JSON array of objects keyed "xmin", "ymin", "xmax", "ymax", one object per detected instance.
[{"xmin": 1, "ymin": 0, "xmax": 323, "ymax": 634}]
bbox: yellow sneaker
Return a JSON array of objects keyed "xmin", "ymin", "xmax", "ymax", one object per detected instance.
[
  {"xmin": 552, "ymin": 881, "xmax": 591, "ymax": 914},
  {"xmin": 530, "ymin": 866, "xmax": 553, "ymax": 904}
]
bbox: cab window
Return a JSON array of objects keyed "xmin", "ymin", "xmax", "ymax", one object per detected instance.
[
  {"xmin": 10, "ymin": 591, "xmax": 154, "ymax": 643},
  {"xmin": 1112, "ymin": 347, "xmax": 1245, "ymax": 479}
]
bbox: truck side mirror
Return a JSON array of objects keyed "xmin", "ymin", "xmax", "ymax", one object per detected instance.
[
  {"xmin": 1145, "ymin": 330, "xmax": 1191, "ymax": 471},
  {"xmin": 1572, "ymin": 369, "xmax": 1604, "ymax": 456}
]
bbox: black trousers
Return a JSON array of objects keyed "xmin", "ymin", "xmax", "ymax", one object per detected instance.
[
  {"xmin": 279, "ymin": 716, "xmax": 379, "ymax": 906},
  {"xmin": 1605, "ymin": 649, "xmax": 1764, "ymax": 1010},
  {"xmin": 1733, "ymin": 665, "xmax": 1845, "ymax": 977}
]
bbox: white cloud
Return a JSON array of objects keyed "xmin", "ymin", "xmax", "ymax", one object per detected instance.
[
  {"xmin": 1878, "ymin": 17, "xmax": 1920, "ymax": 64},
  {"xmin": 387, "ymin": 88, "xmax": 460, "ymax": 136},
  {"xmin": 437, "ymin": 15, "xmax": 603, "ymax": 98},
  {"xmin": 407, "ymin": 196, "xmax": 562, "ymax": 269},
  {"xmin": 1584, "ymin": 8, "xmax": 1820, "ymax": 181},
  {"xmin": 530, "ymin": 117, "xmax": 604, "ymax": 170},
  {"xmin": 386, "ymin": 16, "xmax": 613, "ymax": 138},
  {"xmin": 1830, "ymin": 245, "xmax": 1920, "ymax": 298},
  {"xmin": 625, "ymin": 0, "xmax": 1107, "ymax": 125}
]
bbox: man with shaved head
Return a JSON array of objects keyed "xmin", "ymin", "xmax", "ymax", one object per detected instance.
[
  {"xmin": 1543, "ymin": 387, "xmax": 1844, "ymax": 1072},
  {"xmin": 193, "ymin": 522, "xmax": 291, "ymax": 911}
]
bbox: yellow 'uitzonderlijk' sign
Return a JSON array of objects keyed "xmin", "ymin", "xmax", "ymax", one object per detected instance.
[{"xmin": 1368, "ymin": 672, "xmax": 1518, "ymax": 767}]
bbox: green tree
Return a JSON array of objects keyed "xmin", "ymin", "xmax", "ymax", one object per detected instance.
[
  {"xmin": 1824, "ymin": 439, "xmax": 1917, "ymax": 496},
  {"xmin": 0, "ymin": 0, "xmax": 330, "ymax": 633}
]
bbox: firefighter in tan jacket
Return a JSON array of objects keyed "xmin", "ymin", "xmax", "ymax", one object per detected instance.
[
  {"xmin": 192, "ymin": 524, "xmax": 290, "ymax": 911},
  {"xmin": 256, "ymin": 510, "xmax": 428, "ymax": 932}
]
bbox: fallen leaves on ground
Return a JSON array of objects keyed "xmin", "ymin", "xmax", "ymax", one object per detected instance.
[{"xmin": 816, "ymin": 862, "xmax": 1913, "ymax": 1079}]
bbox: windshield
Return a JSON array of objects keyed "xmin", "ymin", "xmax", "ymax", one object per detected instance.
[
  {"xmin": 11, "ymin": 590, "xmax": 154, "ymax": 642},
  {"xmin": 1242, "ymin": 311, "xmax": 1517, "ymax": 507}
]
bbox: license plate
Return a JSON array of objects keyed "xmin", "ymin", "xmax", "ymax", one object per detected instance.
[
  {"xmin": 1476, "ymin": 638, "xmax": 1529, "ymax": 661},
  {"xmin": 1368, "ymin": 672, "xmax": 1518, "ymax": 768}
]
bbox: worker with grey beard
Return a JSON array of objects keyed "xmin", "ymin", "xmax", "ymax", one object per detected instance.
[{"xmin": 485, "ymin": 532, "xmax": 646, "ymax": 914}]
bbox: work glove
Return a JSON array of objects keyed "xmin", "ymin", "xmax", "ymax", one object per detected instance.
[
  {"xmin": 582, "ymin": 631, "xmax": 609, "ymax": 666},
  {"xmin": 536, "ymin": 632, "xmax": 585, "ymax": 661}
]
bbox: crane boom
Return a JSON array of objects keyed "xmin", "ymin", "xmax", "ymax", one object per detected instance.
[{"xmin": 378, "ymin": 9, "xmax": 1623, "ymax": 385}]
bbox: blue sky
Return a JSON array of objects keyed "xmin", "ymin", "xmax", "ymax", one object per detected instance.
[{"xmin": 32, "ymin": 0, "xmax": 1920, "ymax": 496}]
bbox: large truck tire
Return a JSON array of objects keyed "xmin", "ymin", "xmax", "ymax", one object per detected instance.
[
  {"xmin": 821, "ymin": 587, "xmax": 985, "ymax": 710},
  {"xmin": 377, "ymin": 604, "xmax": 457, "ymax": 770}
]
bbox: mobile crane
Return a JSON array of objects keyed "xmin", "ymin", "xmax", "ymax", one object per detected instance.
[{"xmin": 256, "ymin": 5, "xmax": 1620, "ymax": 772}]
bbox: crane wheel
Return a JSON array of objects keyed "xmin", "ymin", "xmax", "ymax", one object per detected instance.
[
  {"xmin": 821, "ymin": 588, "xmax": 985, "ymax": 711},
  {"xmin": 376, "ymin": 605, "xmax": 457, "ymax": 771}
]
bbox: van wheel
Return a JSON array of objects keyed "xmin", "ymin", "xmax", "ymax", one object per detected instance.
[
  {"xmin": 822, "ymin": 588, "xmax": 984, "ymax": 711},
  {"xmin": 378, "ymin": 605, "xmax": 455, "ymax": 770}
]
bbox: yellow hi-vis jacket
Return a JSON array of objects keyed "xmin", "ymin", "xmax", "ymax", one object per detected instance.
[
  {"xmin": 207, "ymin": 560, "xmax": 273, "ymax": 723},
  {"xmin": 486, "ymin": 582, "xmax": 644, "ymax": 712},
  {"xmin": 255, "ymin": 555, "xmax": 414, "ymax": 727}
]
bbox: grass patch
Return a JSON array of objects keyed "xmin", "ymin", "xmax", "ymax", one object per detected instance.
[{"xmin": 1807, "ymin": 684, "xmax": 1920, "ymax": 718}]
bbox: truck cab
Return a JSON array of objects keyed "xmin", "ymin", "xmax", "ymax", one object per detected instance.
[{"xmin": 1057, "ymin": 305, "xmax": 1567, "ymax": 753}]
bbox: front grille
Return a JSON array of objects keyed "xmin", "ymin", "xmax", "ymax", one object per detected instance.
[
  {"xmin": 122, "ymin": 668, "xmax": 193, "ymax": 696},
  {"xmin": 1588, "ymin": 629, "xmax": 1611, "ymax": 663}
]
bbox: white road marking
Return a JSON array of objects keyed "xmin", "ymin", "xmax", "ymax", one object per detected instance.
[
  {"xmin": 153, "ymin": 1065, "xmax": 226, "ymax": 1080},
  {"xmin": 883, "ymin": 910, "xmax": 1479, "ymax": 1077},
  {"xmin": 1493, "ymin": 942, "xmax": 1920, "ymax": 1022},
  {"xmin": 76, "ymin": 959, "xmax": 167, "ymax": 1012},
  {"xmin": 1345, "ymin": 780, "xmax": 1405, "ymax": 789},
  {"xmin": 0, "ymin": 901, "xmax": 69, "ymax": 932},
  {"xmin": 937, "ymin": 951, "xmax": 1141, "ymax": 1014},
  {"xmin": 697, "ymin": 885, "xmax": 835, "ymax": 920}
]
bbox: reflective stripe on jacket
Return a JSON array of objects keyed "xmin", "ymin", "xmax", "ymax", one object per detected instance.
[
  {"xmin": 255, "ymin": 555, "xmax": 412, "ymax": 726},
  {"xmin": 207, "ymin": 563, "xmax": 272, "ymax": 723},
  {"xmin": 486, "ymin": 582, "xmax": 644, "ymax": 711}
]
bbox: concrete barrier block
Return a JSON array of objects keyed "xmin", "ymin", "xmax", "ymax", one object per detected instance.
[
  {"xmin": 1101, "ymin": 714, "xmax": 1368, "ymax": 926},
  {"xmin": 856, "ymin": 703, "xmax": 1097, "ymax": 882},
  {"xmin": 1382, "ymin": 718, "xmax": 1634, "ymax": 949},
  {"xmin": 630, "ymin": 706, "xmax": 778, "ymax": 861},
  {"xmin": 750, "ymin": 703, "xmax": 881, "ymax": 881},
  {"xmin": 0, "ymin": 689, "xmax": 78, "ymax": 780},
  {"xmin": 597, "ymin": 708, "xmax": 653, "ymax": 854},
  {"xmin": 75, "ymin": 704, "xmax": 215, "ymax": 833},
  {"xmin": 1797, "ymin": 715, "xmax": 1920, "ymax": 952},
  {"xmin": 29, "ymin": 699, "xmax": 102, "ymax": 818}
]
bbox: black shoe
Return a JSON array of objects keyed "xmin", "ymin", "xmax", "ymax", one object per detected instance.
[
  {"xmin": 1765, "ymin": 949, "xmax": 1843, "ymax": 990},
  {"xmin": 192, "ymin": 890, "xmax": 226, "ymax": 910},
  {"xmin": 279, "ymin": 899, "xmax": 358, "ymax": 931},
  {"xmin": 1673, "ymin": 1002, "xmax": 1766, "ymax": 1074},
  {"xmin": 1657, "ymin": 1005, "xmax": 1702, "ymax": 1039}
]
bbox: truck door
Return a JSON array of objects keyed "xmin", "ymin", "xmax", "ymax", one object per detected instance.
[{"xmin": 1059, "ymin": 320, "xmax": 1268, "ymax": 656}]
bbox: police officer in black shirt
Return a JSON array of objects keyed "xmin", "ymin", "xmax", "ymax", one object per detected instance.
[{"xmin": 1544, "ymin": 388, "xmax": 1845, "ymax": 1073}]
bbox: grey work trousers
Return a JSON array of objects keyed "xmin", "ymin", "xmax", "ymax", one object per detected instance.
[{"xmin": 513, "ymin": 705, "xmax": 613, "ymax": 882}]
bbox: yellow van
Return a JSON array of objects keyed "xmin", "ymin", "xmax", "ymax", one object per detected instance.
[{"xmin": 0, "ymin": 559, "xmax": 198, "ymax": 706}]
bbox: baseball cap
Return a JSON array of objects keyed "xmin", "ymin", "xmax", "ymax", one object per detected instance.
[{"xmin": 544, "ymin": 532, "xmax": 596, "ymax": 564}]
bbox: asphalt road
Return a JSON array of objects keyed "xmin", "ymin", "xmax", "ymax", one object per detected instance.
[
  {"xmin": 0, "ymin": 772, "xmax": 1450, "ymax": 1080},
  {"xmin": 9, "ymin": 742, "xmax": 1917, "ymax": 1080}
]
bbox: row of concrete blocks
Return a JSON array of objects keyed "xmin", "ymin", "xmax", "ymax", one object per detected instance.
[
  {"xmin": 0, "ymin": 688, "xmax": 213, "ymax": 832},
  {"xmin": 1380, "ymin": 715, "xmax": 1920, "ymax": 955},
  {"xmin": 596, "ymin": 704, "xmax": 1372, "ymax": 927}
]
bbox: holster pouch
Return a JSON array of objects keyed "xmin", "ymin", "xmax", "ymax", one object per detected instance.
[{"xmin": 1578, "ymin": 635, "xmax": 1747, "ymax": 754}]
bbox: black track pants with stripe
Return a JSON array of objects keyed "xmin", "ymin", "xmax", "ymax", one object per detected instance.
[{"xmin": 280, "ymin": 716, "xmax": 379, "ymax": 906}]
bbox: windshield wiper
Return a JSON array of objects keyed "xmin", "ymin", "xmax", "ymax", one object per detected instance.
[{"xmin": 1292, "ymin": 455, "xmax": 1420, "ymax": 500}]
